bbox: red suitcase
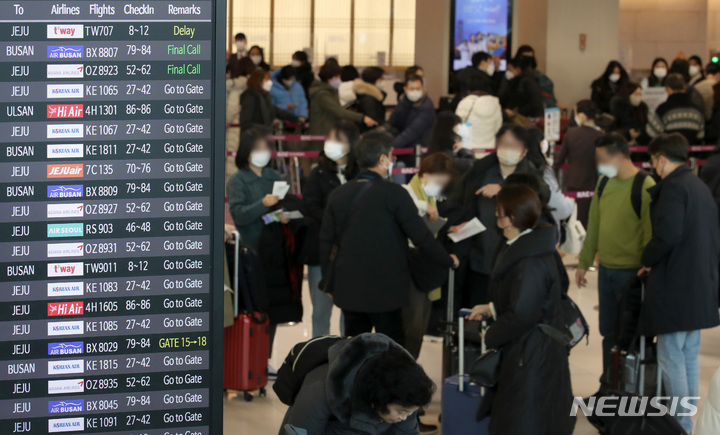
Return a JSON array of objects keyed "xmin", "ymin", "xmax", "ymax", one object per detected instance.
[{"xmin": 223, "ymin": 231, "xmax": 269, "ymax": 401}]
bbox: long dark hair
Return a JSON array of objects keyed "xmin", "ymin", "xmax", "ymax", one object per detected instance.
[
  {"xmin": 525, "ymin": 127, "xmax": 547, "ymax": 170},
  {"xmin": 617, "ymin": 81, "xmax": 648, "ymax": 126},
  {"xmin": 648, "ymin": 57, "xmax": 669, "ymax": 87},
  {"xmin": 597, "ymin": 60, "xmax": 629, "ymax": 89},
  {"xmin": 319, "ymin": 120, "xmax": 360, "ymax": 176},
  {"xmin": 426, "ymin": 112, "xmax": 461, "ymax": 155},
  {"xmin": 235, "ymin": 127, "xmax": 268, "ymax": 169}
]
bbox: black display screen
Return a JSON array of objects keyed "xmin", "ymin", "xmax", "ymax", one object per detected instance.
[{"xmin": 0, "ymin": 2, "xmax": 225, "ymax": 433}]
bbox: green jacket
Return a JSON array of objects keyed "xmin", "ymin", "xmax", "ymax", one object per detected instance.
[
  {"xmin": 227, "ymin": 167, "xmax": 282, "ymax": 248},
  {"xmin": 308, "ymin": 80, "xmax": 364, "ymax": 135}
]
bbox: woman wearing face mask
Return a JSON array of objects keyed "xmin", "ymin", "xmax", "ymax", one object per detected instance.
[
  {"xmin": 240, "ymin": 69, "xmax": 299, "ymax": 131},
  {"xmin": 466, "ymin": 185, "xmax": 576, "ymax": 435},
  {"xmin": 248, "ymin": 45, "xmax": 270, "ymax": 71},
  {"xmin": 301, "ymin": 121, "xmax": 360, "ymax": 338},
  {"xmin": 500, "ymin": 55, "xmax": 544, "ymax": 119},
  {"xmin": 689, "ymin": 55, "xmax": 706, "ymax": 86},
  {"xmin": 641, "ymin": 57, "xmax": 669, "ymax": 89},
  {"xmin": 269, "ymin": 65, "xmax": 308, "ymax": 123},
  {"xmin": 426, "ymin": 111, "xmax": 476, "ymax": 175},
  {"xmin": 353, "ymin": 66, "xmax": 387, "ymax": 132},
  {"xmin": 610, "ymin": 82, "xmax": 649, "ymax": 143},
  {"xmin": 449, "ymin": 125, "xmax": 548, "ymax": 308},
  {"xmin": 401, "ymin": 153, "xmax": 457, "ymax": 360},
  {"xmin": 591, "ymin": 60, "xmax": 629, "ymax": 114},
  {"xmin": 309, "ymin": 63, "xmax": 378, "ymax": 137}
]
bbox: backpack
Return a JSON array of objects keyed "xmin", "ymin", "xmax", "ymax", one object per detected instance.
[
  {"xmin": 597, "ymin": 171, "xmax": 649, "ymax": 219},
  {"xmin": 536, "ymin": 73, "xmax": 557, "ymax": 108},
  {"xmin": 273, "ymin": 335, "xmax": 345, "ymax": 405}
]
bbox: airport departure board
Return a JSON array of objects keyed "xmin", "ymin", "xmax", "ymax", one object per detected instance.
[{"xmin": 0, "ymin": 1, "xmax": 225, "ymax": 434}]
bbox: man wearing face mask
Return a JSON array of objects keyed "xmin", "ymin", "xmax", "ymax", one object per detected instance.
[
  {"xmin": 226, "ymin": 33, "xmax": 248, "ymax": 78},
  {"xmin": 269, "ymin": 65, "xmax": 308, "ymax": 122},
  {"xmin": 640, "ymin": 133, "xmax": 720, "ymax": 434},
  {"xmin": 453, "ymin": 51, "xmax": 497, "ymax": 104},
  {"xmin": 575, "ymin": 134, "xmax": 655, "ymax": 402},
  {"xmin": 320, "ymin": 132, "xmax": 458, "ymax": 347}
]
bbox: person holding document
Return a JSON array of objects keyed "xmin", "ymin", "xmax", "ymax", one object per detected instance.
[{"xmin": 449, "ymin": 125, "xmax": 548, "ymax": 308}]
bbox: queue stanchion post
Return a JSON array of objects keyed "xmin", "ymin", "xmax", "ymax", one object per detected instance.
[{"xmin": 415, "ymin": 144, "xmax": 422, "ymax": 168}]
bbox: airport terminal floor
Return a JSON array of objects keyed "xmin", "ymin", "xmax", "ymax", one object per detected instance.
[{"xmin": 223, "ymin": 260, "xmax": 720, "ymax": 434}]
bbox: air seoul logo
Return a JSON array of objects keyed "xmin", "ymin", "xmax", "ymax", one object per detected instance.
[
  {"xmin": 48, "ymin": 104, "xmax": 84, "ymax": 118},
  {"xmin": 47, "ymin": 46, "xmax": 83, "ymax": 59},
  {"xmin": 47, "ymin": 223, "xmax": 84, "ymax": 238},
  {"xmin": 48, "ymin": 417, "xmax": 84, "ymax": 433},
  {"xmin": 48, "ymin": 400, "xmax": 84, "ymax": 414},
  {"xmin": 47, "ymin": 185, "xmax": 83, "ymax": 198},
  {"xmin": 48, "ymin": 302, "xmax": 84, "ymax": 316},
  {"xmin": 47, "ymin": 25, "xmax": 84, "ymax": 39},
  {"xmin": 48, "ymin": 342, "xmax": 84, "ymax": 356}
]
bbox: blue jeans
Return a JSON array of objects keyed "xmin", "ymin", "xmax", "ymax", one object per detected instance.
[
  {"xmin": 598, "ymin": 266, "xmax": 639, "ymax": 389},
  {"xmin": 657, "ymin": 330, "xmax": 701, "ymax": 434},
  {"xmin": 307, "ymin": 265, "xmax": 343, "ymax": 338}
]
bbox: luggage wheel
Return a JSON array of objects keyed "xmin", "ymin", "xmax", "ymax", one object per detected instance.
[
  {"xmin": 243, "ymin": 391, "xmax": 254, "ymax": 402},
  {"xmin": 259, "ymin": 387, "xmax": 267, "ymax": 397}
]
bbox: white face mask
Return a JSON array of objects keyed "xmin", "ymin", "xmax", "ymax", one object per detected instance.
[
  {"xmin": 250, "ymin": 150, "xmax": 271, "ymax": 168},
  {"xmin": 609, "ymin": 73, "xmax": 621, "ymax": 83},
  {"xmin": 540, "ymin": 140, "xmax": 550, "ymax": 155},
  {"xmin": 422, "ymin": 181, "xmax": 443, "ymax": 198},
  {"xmin": 291, "ymin": 60, "xmax": 301, "ymax": 68},
  {"xmin": 323, "ymin": 140, "xmax": 348, "ymax": 162},
  {"xmin": 598, "ymin": 163, "xmax": 618, "ymax": 178},
  {"xmin": 689, "ymin": 65, "xmax": 701, "ymax": 77},
  {"xmin": 486, "ymin": 62, "xmax": 496, "ymax": 76},
  {"xmin": 654, "ymin": 67, "xmax": 668, "ymax": 79},
  {"xmin": 375, "ymin": 79, "xmax": 384, "ymax": 89},
  {"xmin": 405, "ymin": 90, "xmax": 423, "ymax": 102},
  {"xmin": 505, "ymin": 71, "xmax": 515, "ymax": 80},
  {"xmin": 282, "ymin": 79, "xmax": 294, "ymax": 88},
  {"xmin": 385, "ymin": 155, "xmax": 394, "ymax": 179},
  {"xmin": 630, "ymin": 94, "xmax": 643, "ymax": 107},
  {"xmin": 496, "ymin": 148, "xmax": 523, "ymax": 166},
  {"xmin": 262, "ymin": 80, "xmax": 273, "ymax": 92},
  {"xmin": 330, "ymin": 78, "xmax": 342, "ymax": 89},
  {"xmin": 236, "ymin": 41, "xmax": 246, "ymax": 52},
  {"xmin": 250, "ymin": 55, "xmax": 262, "ymax": 65}
]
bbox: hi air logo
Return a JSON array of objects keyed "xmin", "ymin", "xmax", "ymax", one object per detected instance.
[
  {"xmin": 47, "ymin": 64, "xmax": 84, "ymax": 79},
  {"xmin": 47, "ymin": 321, "xmax": 84, "ymax": 337},
  {"xmin": 47, "ymin": 46, "xmax": 83, "ymax": 59},
  {"xmin": 48, "ymin": 104, "xmax": 83, "ymax": 119},
  {"xmin": 48, "ymin": 417, "xmax": 84, "ymax": 433},
  {"xmin": 47, "ymin": 262, "xmax": 84, "ymax": 277},
  {"xmin": 47, "ymin": 359, "xmax": 84, "ymax": 375},
  {"xmin": 48, "ymin": 342, "xmax": 84, "ymax": 356},
  {"xmin": 47, "ymin": 243, "xmax": 84, "ymax": 258},
  {"xmin": 48, "ymin": 379, "xmax": 84, "ymax": 395},
  {"xmin": 47, "ymin": 25, "xmax": 84, "ymax": 39},
  {"xmin": 47, "ymin": 164, "xmax": 83, "ymax": 178},
  {"xmin": 47, "ymin": 84, "xmax": 84, "ymax": 99},
  {"xmin": 48, "ymin": 185, "xmax": 83, "ymax": 198},
  {"xmin": 47, "ymin": 124, "xmax": 83, "ymax": 139},
  {"xmin": 48, "ymin": 301, "xmax": 84, "ymax": 316},
  {"xmin": 47, "ymin": 282, "xmax": 84, "ymax": 297},
  {"xmin": 49, "ymin": 400, "xmax": 84, "ymax": 414},
  {"xmin": 48, "ymin": 223, "xmax": 84, "ymax": 238},
  {"xmin": 47, "ymin": 203, "xmax": 84, "ymax": 218},
  {"xmin": 47, "ymin": 144, "xmax": 83, "ymax": 159}
]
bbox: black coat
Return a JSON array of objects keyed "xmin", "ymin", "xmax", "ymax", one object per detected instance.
[
  {"xmin": 240, "ymin": 89, "xmax": 298, "ymax": 131},
  {"xmin": 641, "ymin": 166, "xmax": 720, "ymax": 335},
  {"xmin": 501, "ymin": 73, "xmax": 544, "ymax": 118},
  {"xmin": 295, "ymin": 63, "xmax": 315, "ymax": 100},
  {"xmin": 354, "ymin": 92, "xmax": 386, "ymax": 132},
  {"xmin": 700, "ymin": 153, "xmax": 720, "ymax": 223},
  {"xmin": 301, "ymin": 160, "xmax": 358, "ymax": 265},
  {"xmin": 479, "ymin": 227, "xmax": 575, "ymax": 435},
  {"xmin": 319, "ymin": 170, "xmax": 453, "ymax": 313},
  {"xmin": 591, "ymin": 78, "xmax": 620, "ymax": 114}
]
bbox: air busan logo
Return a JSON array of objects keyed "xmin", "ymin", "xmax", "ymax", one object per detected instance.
[
  {"xmin": 48, "ymin": 301, "xmax": 84, "ymax": 316},
  {"xmin": 48, "ymin": 185, "xmax": 83, "ymax": 198},
  {"xmin": 48, "ymin": 379, "xmax": 84, "ymax": 395},
  {"xmin": 47, "ymin": 144, "xmax": 83, "ymax": 159},
  {"xmin": 47, "ymin": 203, "xmax": 84, "ymax": 219},
  {"xmin": 48, "ymin": 342, "xmax": 84, "ymax": 356},
  {"xmin": 47, "ymin": 282, "xmax": 84, "ymax": 297},
  {"xmin": 49, "ymin": 400, "xmax": 84, "ymax": 414},
  {"xmin": 47, "ymin": 124, "xmax": 83, "ymax": 139},
  {"xmin": 47, "ymin": 164, "xmax": 83, "ymax": 178},
  {"xmin": 48, "ymin": 104, "xmax": 83, "ymax": 119},
  {"xmin": 47, "ymin": 46, "xmax": 83, "ymax": 59},
  {"xmin": 47, "ymin": 262, "xmax": 84, "ymax": 277},
  {"xmin": 47, "ymin": 25, "xmax": 84, "ymax": 39},
  {"xmin": 48, "ymin": 417, "xmax": 84, "ymax": 433},
  {"xmin": 47, "ymin": 64, "xmax": 84, "ymax": 79},
  {"xmin": 47, "ymin": 84, "xmax": 84, "ymax": 99},
  {"xmin": 47, "ymin": 359, "xmax": 84, "ymax": 375},
  {"xmin": 47, "ymin": 321, "xmax": 84, "ymax": 337}
]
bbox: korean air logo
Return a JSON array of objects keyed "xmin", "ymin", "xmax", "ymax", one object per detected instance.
[
  {"xmin": 47, "ymin": 164, "xmax": 83, "ymax": 178},
  {"xmin": 47, "ymin": 223, "xmax": 84, "ymax": 238},
  {"xmin": 48, "ymin": 301, "xmax": 84, "ymax": 316},
  {"xmin": 47, "ymin": 203, "xmax": 84, "ymax": 218},
  {"xmin": 47, "ymin": 84, "xmax": 84, "ymax": 99},
  {"xmin": 47, "ymin": 46, "xmax": 84, "ymax": 59},
  {"xmin": 48, "ymin": 379, "xmax": 84, "ymax": 395},
  {"xmin": 47, "ymin": 64, "xmax": 84, "ymax": 79},
  {"xmin": 47, "ymin": 359, "xmax": 84, "ymax": 375},
  {"xmin": 47, "ymin": 321, "xmax": 84, "ymax": 336},
  {"xmin": 47, "ymin": 144, "xmax": 83, "ymax": 159},
  {"xmin": 48, "ymin": 104, "xmax": 84, "ymax": 119},
  {"xmin": 49, "ymin": 400, "xmax": 84, "ymax": 414},
  {"xmin": 47, "ymin": 124, "xmax": 83, "ymax": 139},
  {"xmin": 48, "ymin": 417, "xmax": 84, "ymax": 433},
  {"xmin": 48, "ymin": 185, "xmax": 83, "ymax": 198},
  {"xmin": 47, "ymin": 282, "xmax": 84, "ymax": 297},
  {"xmin": 48, "ymin": 342, "xmax": 84, "ymax": 356},
  {"xmin": 47, "ymin": 262, "xmax": 84, "ymax": 277},
  {"xmin": 47, "ymin": 25, "xmax": 84, "ymax": 39}
]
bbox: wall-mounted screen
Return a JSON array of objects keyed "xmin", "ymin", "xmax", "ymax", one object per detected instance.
[{"xmin": 451, "ymin": 0, "xmax": 512, "ymax": 72}]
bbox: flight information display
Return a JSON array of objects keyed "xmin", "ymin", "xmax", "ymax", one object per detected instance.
[{"xmin": 0, "ymin": 1, "xmax": 225, "ymax": 434}]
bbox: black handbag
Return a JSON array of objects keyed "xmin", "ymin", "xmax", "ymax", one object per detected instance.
[
  {"xmin": 408, "ymin": 248, "xmax": 448, "ymax": 293},
  {"xmin": 469, "ymin": 348, "xmax": 502, "ymax": 388}
]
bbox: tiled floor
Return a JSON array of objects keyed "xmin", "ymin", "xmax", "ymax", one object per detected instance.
[{"xmin": 223, "ymin": 262, "xmax": 720, "ymax": 434}]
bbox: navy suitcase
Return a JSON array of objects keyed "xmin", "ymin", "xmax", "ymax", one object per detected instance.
[{"xmin": 440, "ymin": 270, "xmax": 490, "ymax": 434}]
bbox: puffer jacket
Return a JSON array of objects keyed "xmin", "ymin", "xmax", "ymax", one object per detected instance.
[
  {"xmin": 455, "ymin": 93, "xmax": 503, "ymax": 151},
  {"xmin": 225, "ymin": 76, "xmax": 247, "ymax": 178},
  {"xmin": 696, "ymin": 366, "xmax": 720, "ymax": 435},
  {"xmin": 280, "ymin": 334, "xmax": 420, "ymax": 435}
]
